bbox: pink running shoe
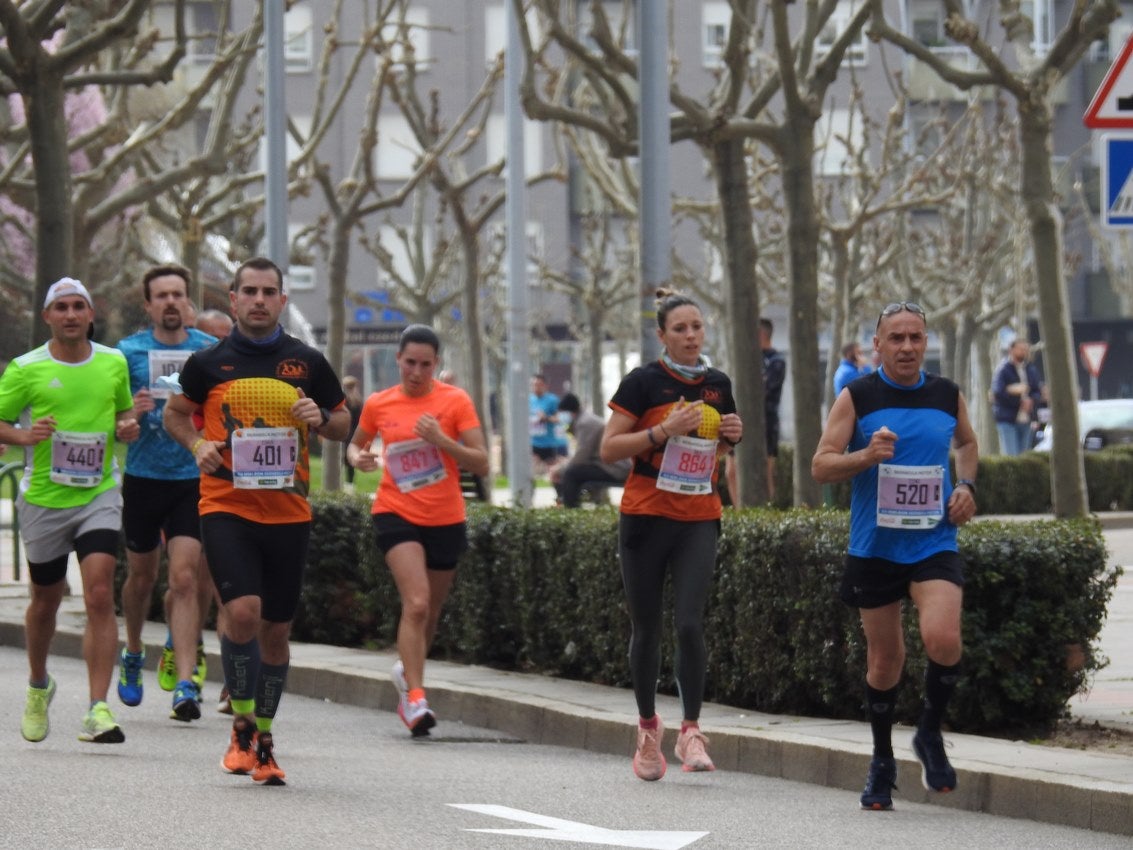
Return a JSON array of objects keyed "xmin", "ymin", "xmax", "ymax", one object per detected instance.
[
  {"xmin": 633, "ymin": 716, "xmax": 667, "ymax": 781},
  {"xmin": 675, "ymin": 725, "xmax": 716, "ymax": 772}
]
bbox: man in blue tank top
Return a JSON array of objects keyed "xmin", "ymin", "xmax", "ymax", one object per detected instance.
[{"xmin": 812, "ymin": 301, "xmax": 979, "ymax": 812}]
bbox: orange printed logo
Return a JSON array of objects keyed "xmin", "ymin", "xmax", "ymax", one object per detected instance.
[
  {"xmin": 276, "ymin": 359, "xmax": 309, "ymax": 380},
  {"xmin": 701, "ymin": 388, "xmax": 723, "ymax": 404}
]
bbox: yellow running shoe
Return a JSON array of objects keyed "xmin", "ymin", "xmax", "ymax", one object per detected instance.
[
  {"xmin": 21, "ymin": 677, "xmax": 56, "ymax": 743},
  {"xmin": 157, "ymin": 644, "xmax": 177, "ymax": 692}
]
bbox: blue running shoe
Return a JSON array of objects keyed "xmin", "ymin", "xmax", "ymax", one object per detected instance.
[
  {"xmin": 117, "ymin": 648, "xmax": 145, "ymax": 707},
  {"xmin": 171, "ymin": 680, "xmax": 201, "ymax": 722},
  {"xmin": 860, "ymin": 756, "xmax": 897, "ymax": 810},
  {"xmin": 913, "ymin": 729, "xmax": 957, "ymax": 792}
]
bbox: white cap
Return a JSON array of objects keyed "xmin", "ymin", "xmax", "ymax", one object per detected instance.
[{"xmin": 43, "ymin": 277, "xmax": 93, "ymax": 309}]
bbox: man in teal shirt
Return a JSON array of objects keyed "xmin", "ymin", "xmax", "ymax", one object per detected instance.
[{"xmin": 0, "ymin": 278, "xmax": 139, "ymax": 744}]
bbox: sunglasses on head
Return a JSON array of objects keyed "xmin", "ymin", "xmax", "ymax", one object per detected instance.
[{"xmin": 877, "ymin": 301, "xmax": 925, "ymax": 328}]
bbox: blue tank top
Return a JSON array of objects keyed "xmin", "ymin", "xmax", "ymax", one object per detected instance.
[
  {"xmin": 117, "ymin": 328, "xmax": 217, "ymax": 480},
  {"xmin": 846, "ymin": 369, "xmax": 960, "ymax": 563}
]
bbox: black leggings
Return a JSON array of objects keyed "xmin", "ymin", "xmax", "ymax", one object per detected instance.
[{"xmin": 618, "ymin": 513, "xmax": 718, "ymax": 721}]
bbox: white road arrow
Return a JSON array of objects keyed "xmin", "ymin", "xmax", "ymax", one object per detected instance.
[{"xmin": 449, "ymin": 804, "xmax": 708, "ymax": 849}]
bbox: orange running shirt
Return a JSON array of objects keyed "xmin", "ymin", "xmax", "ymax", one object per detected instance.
[
  {"xmin": 608, "ymin": 359, "xmax": 736, "ymax": 522},
  {"xmin": 360, "ymin": 381, "xmax": 481, "ymax": 526},
  {"xmin": 178, "ymin": 329, "xmax": 345, "ymax": 524}
]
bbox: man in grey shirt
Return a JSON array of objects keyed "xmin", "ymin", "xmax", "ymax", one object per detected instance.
[{"xmin": 550, "ymin": 393, "xmax": 630, "ymax": 507}]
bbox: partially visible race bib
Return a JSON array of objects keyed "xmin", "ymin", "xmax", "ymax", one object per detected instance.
[
  {"xmin": 656, "ymin": 435, "xmax": 716, "ymax": 495},
  {"xmin": 230, "ymin": 427, "xmax": 298, "ymax": 489},
  {"xmin": 50, "ymin": 430, "xmax": 106, "ymax": 487},
  {"xmin": 385, "ymin": 438, "xmax": 447, "ymax": 493},
  {"xmin": 147, "ymin": 350, "xmax": 190, "ymax": 399},
  {"xmin": 876, "ymin": 463, "xmax": 944, "ymax": 529}
]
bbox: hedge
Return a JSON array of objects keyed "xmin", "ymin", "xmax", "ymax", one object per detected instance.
[{"xmin": 293, "ymin": 497, "xmax": 1119, "ymax": 737}]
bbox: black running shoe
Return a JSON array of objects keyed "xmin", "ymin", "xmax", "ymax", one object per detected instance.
[
  {"xmin": 913, "ymin": 729, "xmax": 957, "ymax": 792},
  {"xmin": 860, "ymin": 756, "xmax": 897, "ymax": 810}
]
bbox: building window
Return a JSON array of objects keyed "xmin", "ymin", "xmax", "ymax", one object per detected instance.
[
  {"xmin": 486, "ymin": 113, "xmax": 543, "ymax": 178},
  {"xmin": 258, "ymin": 115, "xmax": 310, "ymax": 172},
  {"xmin": 381, "ymin": 6, "xmax": 431, "ymax": 68},
  {"xmin": 1020, "ymin": 0, "xmax": 1053, "ymax": 54},
  {"xmin": 577, "ymin": 0, "xmax": 636, "ymax": 55},
  {"xmin": 816, "ymin": 107, "xmax": 864, "ymax": 176},
  {"xmin": 375, "ymin": 114, "xmax": 422, "ymax": 181},
  {"xmin": 909, "ymin": 0, "xmax": 945, "ymax": 47},
  {"xmin": 485, "ymin": 4, "xmax": 542, "ymax": 65},
  {"xmin": 284, "ymin": 2, "xmax": 314, "ymax": 73},
  {"xmin": 189, "ymin": 1, "xmax": 219, "ymax": 64},
  {"xmin": 815, "ymin": 1, "xmax": 867, "ymax": 65},
  {"xmin": 702, "ymin": 2, "xmax": 730, "ymax": 69}
]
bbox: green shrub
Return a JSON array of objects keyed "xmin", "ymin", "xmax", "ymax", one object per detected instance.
[{"xmin": 296, "ymin": 495, "xmax": 1118, "ymax": 737}]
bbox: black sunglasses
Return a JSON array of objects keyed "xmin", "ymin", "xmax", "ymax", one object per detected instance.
[{"xmin": 877, "ymin": 301, "xmax": 926, "ymax": 328}]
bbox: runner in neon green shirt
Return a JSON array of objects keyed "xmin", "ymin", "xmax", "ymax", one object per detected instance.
[{"xmin": 0, "ymin": 278, "xmax": 139, "ymax": 745}]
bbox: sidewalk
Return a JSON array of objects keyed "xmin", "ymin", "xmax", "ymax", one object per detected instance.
[{"xmin": 0, "ymin": 511, "xmax": 1130, "ymax": 837}]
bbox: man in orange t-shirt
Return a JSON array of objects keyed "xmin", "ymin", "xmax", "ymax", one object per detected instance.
[{"xmin": 347, "ymin": 324, "xmax": 488, "ymax": 736}]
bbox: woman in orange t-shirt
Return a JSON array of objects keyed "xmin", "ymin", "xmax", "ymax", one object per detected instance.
[{"xmin": 346, "ymin": 325, "xmax": 488, "ymax": 736}]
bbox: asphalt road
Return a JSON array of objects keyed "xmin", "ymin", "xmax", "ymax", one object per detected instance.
[{"xmin": 2, "ymin": 650, "xmax": 1130, "ymax": 850}]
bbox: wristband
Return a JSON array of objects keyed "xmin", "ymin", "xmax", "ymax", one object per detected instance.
[
  {"xmin": 658, "ymin": 423, "xmax": 670, "ymax": 438},
  {"xmin": 646, "ymin": 426, "xmax": 658, "ymax": 447},
  {"xmin": 190, "ymin": 437, "xmax": 206, "ymax": 456},
  {"xmin": 956, "ymin": 479, "xmax": 976, "ymax": 496}
]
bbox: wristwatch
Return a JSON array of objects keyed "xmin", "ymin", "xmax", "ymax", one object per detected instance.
[
  {"xmin": 318, "ymin": 407, "xmax": 331, "ymax": 427},
  {"xmin": 955, "ymin": 479, "xmax": 976, "ymax": 496}
]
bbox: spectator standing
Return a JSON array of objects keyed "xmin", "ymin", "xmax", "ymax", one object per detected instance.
[
  {"xmin": 530, "ymin": 374, "xmax": 566, "ymax": 470},
  {"xmin": 833, "ymin": 341, "xmax": 873, "ymax": 397},
  {"xmin": 761, "ymin": 320, "xmax": 787, "ymax": 493},
  {"xmin": 991, "ymin": 339, "xmax": 1042, "ymax": 456}
]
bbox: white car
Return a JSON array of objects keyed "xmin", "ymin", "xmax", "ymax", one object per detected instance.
[{"xmin": 1032, "ymin": 399, "xmax": 1133, "ymax": 451}]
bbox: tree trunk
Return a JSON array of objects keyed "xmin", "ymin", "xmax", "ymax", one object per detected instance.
[
  {"xmin": 713, "ymin": 138, "xmax": 767, "ymax": 506},
  {"xmin": 778, "ymin": 127, "xmax": 823, "ymax": 507},
  {"xmin": 1018, "ymin": 105, "xmax": 1087, "ymax": 517},
  {"xmin": 25, "ymin": 67, "xmax": 73, "ymax": 347},
  {"xmin": 458, "ymin": 225, "xmax": 493, "ymax": 478},
  {"xmin": 320, "ymin": 215, "xmax": 352, "ymax": 492}
]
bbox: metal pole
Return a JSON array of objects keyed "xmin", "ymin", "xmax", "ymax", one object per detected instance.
[
  {"xmin": 505, "ymin": 0, "xmax": 533, "ymax": 507},
  {"xmin": 637, "ymin": 0, "xmax": 669, "ymax": 360},
  {"xmin": 264, "ymin": 0, "xmax": 290, "ymax": 313}
]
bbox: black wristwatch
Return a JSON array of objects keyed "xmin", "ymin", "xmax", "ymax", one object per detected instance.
[
  {"xmin": 955, "ymin": 479, "xmax": 976, "ymax": 496},
  {"xmin": 317, "ymin": 407, "xmax": 331, "ymax": 428}
]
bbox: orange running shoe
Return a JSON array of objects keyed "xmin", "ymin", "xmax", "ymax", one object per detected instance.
[
  {"xmin": 221, "ymin": 716, "xmax": 258, "ymax": 775},
  {"xmin": 252, "ymin": 732, "xmax": 286, "ymax": 786}
]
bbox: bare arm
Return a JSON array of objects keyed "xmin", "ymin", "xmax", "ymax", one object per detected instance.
[
  {"xmin": 599, "ymin": 401, "xmax": 707, "ymax": 464},
  {"xmin": 163, "ymin": 393, "xmax": 224, "ymax": 475},
  {"xmin": 811, "ymin": 389, "xmax": 897, "ymax": 485},
  {"xmin": 416, "ymin": 414, "xmax": 489, "ymax": 478},
  {"xmin": 946, "ymin": 393, "xmax": 979, "ymax": 525}
]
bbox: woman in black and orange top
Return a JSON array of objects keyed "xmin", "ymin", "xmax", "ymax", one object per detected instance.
[
  {"xmin": 347, "ymin": 325, "xmax": 488, "ymax": 736},
  {"xmin": 600, "ymin": 289, "xmax": 743, "ymax": 781}
]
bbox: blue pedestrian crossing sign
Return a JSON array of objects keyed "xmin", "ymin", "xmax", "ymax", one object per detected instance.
[{"xmin": 1101, "ymin": 135, "xmax": 1133, "ymax": 228}]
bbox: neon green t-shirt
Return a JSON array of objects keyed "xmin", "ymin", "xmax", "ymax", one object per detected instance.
[{"xmin": 0, "ymin": 342, "xmax": 133, "ymax": 508}]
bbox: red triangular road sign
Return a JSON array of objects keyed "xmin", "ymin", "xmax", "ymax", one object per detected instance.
[
  {"xmin": 1079, "ymin": 341, "xmax": 1109, "ymax": 377},
  {"xmin": 1085, "ymin": 33, "xmax": 1133, "ymax": 128}
]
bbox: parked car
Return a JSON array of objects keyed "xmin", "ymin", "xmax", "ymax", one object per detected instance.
[{"xmin": 1032, "ymin": 399, "xmax": 1133, "ymax": 451}]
